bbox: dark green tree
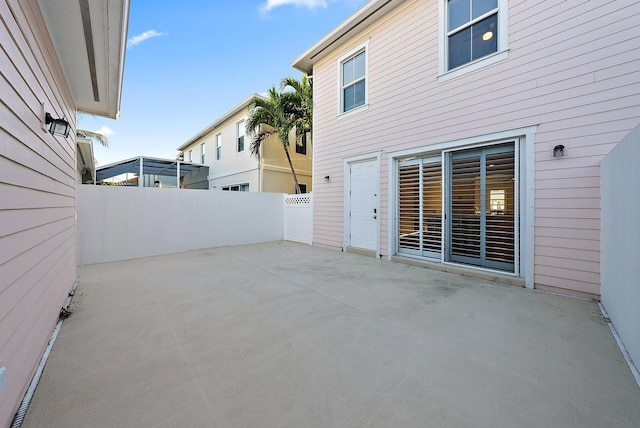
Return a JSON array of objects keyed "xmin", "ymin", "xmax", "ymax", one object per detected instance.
[
  {"xmin": 246, "ymin": 88, "xmax": 302, "ymax": 193},
  {"xmin": 280, "ymin": 74, "xmax": 313, "ymax": 148}
]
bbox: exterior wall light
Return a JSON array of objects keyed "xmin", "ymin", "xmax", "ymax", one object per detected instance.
[
  {"xmin": 553, "ymin": 144, "xmax": 565, "ymax": 158},
  {"xmin": 45, "ymin": 113, "xmax": 71, "ymax": 137},
  {"xmin": 324, "ymin": 175, "xmax": 330, "ymax": 183}
]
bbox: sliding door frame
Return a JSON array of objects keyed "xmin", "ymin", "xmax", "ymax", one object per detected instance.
[{"xmin": 388, "ymin": 126, "xmax": 535, "ymax": 288}]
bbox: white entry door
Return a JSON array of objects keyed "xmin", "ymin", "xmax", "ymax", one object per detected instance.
[{"xmin": 349, "ymin": 160, "xmax": 377, "ymax": 250}]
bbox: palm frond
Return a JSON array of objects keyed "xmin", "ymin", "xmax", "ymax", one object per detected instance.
[
  {"xmin": 77, "ymin": 129, "xmax": 109, "ymax": 147},
  {"xmin": 249, "ymin": 131, "xmax": 270, "ymax": 159},
  {"xmin": 245, "ymin": 82, "xmax": 306, "ymax": 192},
  {"xmin": 280, "ymin": 74, "xmax": 313, "ymax": 146}
]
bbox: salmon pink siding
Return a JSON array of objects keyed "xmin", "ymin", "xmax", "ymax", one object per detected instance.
[
  {"xmin": 0, "ymin": 0, "xmax": 77, "ymax": 424},
  {"xmin": 309, "ymin": 0, "xmax": 640, "ymax": 297}
]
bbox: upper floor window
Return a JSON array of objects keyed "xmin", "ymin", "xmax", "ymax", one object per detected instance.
[
  {"xmin": 216, "ymin": 133, "xmax": 222, "ymax": 160},
  {"xmin": 440, "ymin": 0, "xmax": 507, "ymax": 79},
  {"xmin": 237, "ymin": 120, "xmax": 245, "ymax": 152},
  {"xmin": 200, "ymin": 142, "xmax": 205, "ymax": 164},
  {"xmin": 339, "ymin": 41, "xmax": 368, "ymax": 114},
  {"xmin": 296, "ymin": 133, "xmax": 307, "ymax": 155},
  {"xmin": 188, "ymin": 150, "xmax": 192, "ymax": 162}
]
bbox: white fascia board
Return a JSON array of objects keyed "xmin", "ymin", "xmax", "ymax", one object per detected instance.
[
  {"xmin": 291, "ymin": 0, "xmax": 407, "ymax": 74},
  {"xmin": 177, "ymin": 93, "xmax": 266, "ymax": 151}
]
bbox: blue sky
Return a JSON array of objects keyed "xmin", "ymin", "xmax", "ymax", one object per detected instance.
[{"xmin": 81, "ymin": 0, "xmax": 368, "ymax": 166}]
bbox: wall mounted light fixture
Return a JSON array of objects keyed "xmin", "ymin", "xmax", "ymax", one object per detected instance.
[
  {"xmin": 324, "ymin": 175, "xmax": 330, "ymax": 183},
  {"xmin": 45, "ymin": 113, "xmax": 71, "ymax": 138},
  {"xmin": 553, "ymin": 144, "xmax": 565, "ymax": 158}
]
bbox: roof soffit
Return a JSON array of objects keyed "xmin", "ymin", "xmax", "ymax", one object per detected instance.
[{"xmin": 38, "ymin": 0, "xmax": 130, "ymax": 119}]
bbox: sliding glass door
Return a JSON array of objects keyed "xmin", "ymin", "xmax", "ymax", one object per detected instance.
[
  {"xmin": 397, "ymin": 142, "xmax": 517, "ymax": 273},
  {"xmin": 398, "ymin": 157, "xmax": 442, "ymax": 259},
  {"xmin": 447, "ymin": 143, "xmax": 516, "ymax": 271}
]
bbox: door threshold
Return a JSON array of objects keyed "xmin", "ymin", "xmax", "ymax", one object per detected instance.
[
  {"xmin": 391, "ymin": 255, "xmax": 525, "ymax": 287},
  {"xmin": 346, "ymin": 247, "xmax": 377, "ymax": 258}
]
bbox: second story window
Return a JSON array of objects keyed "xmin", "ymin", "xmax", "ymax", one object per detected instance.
[
  {"xmin": 237, "ymin": 120, "xmax": 245, "ymax": 152},
  {"xmin": 440, "ymin": 0, "xmax": 507, "ymax": 78},
  {"xmin": 296, "ymin": 133, "xmax": 307, "ymax": 155},
  {"xmin": 216, "ymin": 133, "xmax": 222, "ymax": 160},
  {"xmin": 200, "ymin": 142, "xmax": 205, "ymax": 164},
  {"xmin": 340, "ymin": 47, "xmax": 367, "ymax": 113},
  {"xmin": 447, "ymin": 0, "xmax": 498, "ymax": 70},
  {"xmin": 188, "ymin": 150, "xmax": 192, "ymax": 162}
]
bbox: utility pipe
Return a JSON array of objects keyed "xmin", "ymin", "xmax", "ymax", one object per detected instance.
[{"xmin": 11, "ymin": 281, "xmax": 79, "ymax": 428}]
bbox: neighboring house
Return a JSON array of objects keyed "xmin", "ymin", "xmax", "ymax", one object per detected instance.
[
  {"xmin": 0, "ymin": 0, "xmax": 128, "ymax": 425},
  {"xmin": 292, "ymin": 0, "xmax": 640, "ymax": 299},
  {"xmin": 178, "ymin": 94, "xmax": 312, "ymax": 194}
]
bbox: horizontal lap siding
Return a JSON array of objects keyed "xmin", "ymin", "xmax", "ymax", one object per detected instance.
[
  {"xmin": 0, "ymin": 0, "xmax": 77, "ymax": 425},
  {"xmin": 312, "ymin": 0, "xmax": 640, "ymax": 296}
]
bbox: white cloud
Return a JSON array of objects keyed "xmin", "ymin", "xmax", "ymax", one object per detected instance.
[
  {"xmin": 94, "ymin": 126, "xmax": 115, "ymax": 136},
  {"xmin": 127, "ymin": 30, "xmax": 164, "ymax": 47},
  {"xmin": 260, "ymin": 0, "xmax": 327, "ymax": 13}
]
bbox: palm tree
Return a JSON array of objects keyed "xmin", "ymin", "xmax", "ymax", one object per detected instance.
[
  {"xmin": 246, "ymin": 88, "xmax": 302, "ymax": 193},
  {"xmin": 76, "ymin": 129, "xmax": 109, "ymax": 147},
  {"xmin": 280, "ymin": 74, "xmax": 313, "ymax": 148},
  {"xmin": 76, "ymin": 112, "xmax": 109, "ymax": 147}
]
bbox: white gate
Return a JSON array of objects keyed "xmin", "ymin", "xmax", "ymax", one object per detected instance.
[{"xmin": 284, "ymin": 193, "xmax": 313, "ymax": 245}]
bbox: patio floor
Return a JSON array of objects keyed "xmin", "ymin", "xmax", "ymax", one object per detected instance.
[{"xmin": 22, "ymin": 242, "xmax": 640, "ymax": 427}]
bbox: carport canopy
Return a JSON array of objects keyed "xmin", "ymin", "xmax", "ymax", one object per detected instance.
[{"xmin": 96, "ymin": 156, "xmax": 209, "ymax": 187}]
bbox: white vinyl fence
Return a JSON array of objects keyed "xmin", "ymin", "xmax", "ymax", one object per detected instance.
[
  {"xmin": 601, "ymin": 123, "xmax": 640, "ymax": 373},
  {"xmin": 283, "ymin": 193, "xmax": 313, "ymax": 245},
  {"xmin": 77, "ymin": 186, "xmax": 287, "ymax": 265}
]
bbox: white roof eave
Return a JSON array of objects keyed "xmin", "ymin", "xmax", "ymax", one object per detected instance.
[
  {"xmin": 39, "ymin": 0, "xmax": 130, "ymax": 119},
  {"xmin": 291, "ymin": 0, "xmax": 407, "ymax": 74},
  {"xmin": 177, "ymin": 93, "xmax": 266, "ymax": 151}
]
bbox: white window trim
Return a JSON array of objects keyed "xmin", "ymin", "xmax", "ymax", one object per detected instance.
[
  {"xmin": 200, "ymin": 142, "xmax": 206, "ymax": 164},
  {"xmin": 215, "ymin": 133, "xmax": 222, "ymax": 161},
  {"xmin": 236, "ymin": 120, "xmax": 245, "ymax": 153},
  {"xmin": 188, "ymin": 150, "xmax": 192, "ymax": 162},
  {"xmin": 437, "ymin": 0, "xmax": 509, "ymax": 82},
  {"xmin": 221, "ymin": 182, "xmax": 250, "ymax": 192},
  {"xmin": 336, "ymin": 40, "xmax": 369, "ymax": 117},
  {"xmin": 386, "ymin": 125, "xmax": 536, "ymax": 288}
]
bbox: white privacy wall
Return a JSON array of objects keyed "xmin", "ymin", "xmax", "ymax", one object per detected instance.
[
  {"xmin": 77, "ymin": 186, "xmax": 284, "ymax": 265},
  {"xmin": 601, "ymin": 124, "xmax": 640, "ymax": 369}
]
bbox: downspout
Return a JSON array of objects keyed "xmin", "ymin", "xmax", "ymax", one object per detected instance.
[
  {"xmin": 138, "ymin": 157, "xmax": 143, "ymax": 187},
  {"xmin": 11, "ymin": 281, "xmax": 79, "ymax": 428},
  {"xmin": 259, "ymin": 125, "xmax": 264, "ymax": 192},
  {"xmin": 176, "ymin": 161, "xmax": 181, "ymax": 189},
  {"xmin": 259, "ymin": 150, "xmax": 263, "ymax": 192}
]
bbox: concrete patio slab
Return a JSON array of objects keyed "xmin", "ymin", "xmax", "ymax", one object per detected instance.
[{"xmin": 21, "ymin": 242, "xmax": 640, "ymax": 427}]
